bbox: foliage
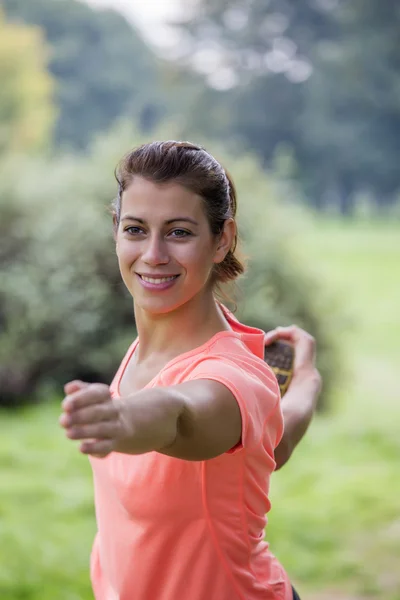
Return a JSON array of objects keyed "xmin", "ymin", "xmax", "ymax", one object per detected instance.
[
  {"xmin": 1, "ymin": 220, "xmax": 399, "ymax": 599},
  {"xmin": 2, "ymin": 0, "xmax": 168, "ymax": 149},
  {"xmin": 0, "ymin": 123, "xmax": 339, "ymax": 406},
  {"xmin": 3, "ymin": 0, "xmax": 400, "ymax": 213},
  {"xmin": 0, "ymin": 142, "xmax": 131, "ymax": 404},
  {"xmin": 0, "ymin": 8, "xmax": 55, "ymax": 155},
  {"xmin": 176, "ymin": 0, "xmax": 400, "ymax": 213}
]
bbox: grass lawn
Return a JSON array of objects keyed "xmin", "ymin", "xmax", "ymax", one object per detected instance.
[
  {"xmin": 1, "ymin": 219, "xmax": 399, "ymax": 599},
  {"xmin": 270, "ymin": 219, "xmax": 400, "ymax": 599}
]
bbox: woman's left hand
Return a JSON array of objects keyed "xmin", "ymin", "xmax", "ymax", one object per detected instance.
[
  {"xmin": 59, "ymin": 380, "xmax": 126, "ymax": 458},
  {"xmin": 264, "ymin": 325, "xmax": 321, "ymax": 390}
]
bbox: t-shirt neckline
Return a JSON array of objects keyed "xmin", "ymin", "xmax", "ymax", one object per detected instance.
[{"xmin": 116, "ymin": 329, "xmax": 242, "ymax": 398}]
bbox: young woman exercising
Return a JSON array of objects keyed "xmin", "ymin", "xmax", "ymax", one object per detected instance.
[{"xmin": 60, "ymin": 141, "xmax": 321, "ymax": 600}]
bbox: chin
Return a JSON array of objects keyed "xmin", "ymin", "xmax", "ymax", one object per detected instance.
[
  {"xmin": 133, "ymin": 294, "xmax": 182, "ymax": 315},
  {"xmin": 134, "ymin": 290, "xmax": 202, "ymax": 317}
]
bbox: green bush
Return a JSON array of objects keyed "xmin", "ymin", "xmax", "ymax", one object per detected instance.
[{"xmin": 0, "ymin": 124, "xmax": 341, "ymax": 406}]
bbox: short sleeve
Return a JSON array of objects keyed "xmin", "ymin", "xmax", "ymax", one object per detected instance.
[{"xmin": 186, "ymin": 355, "xmax": 282, "ymax": 454}]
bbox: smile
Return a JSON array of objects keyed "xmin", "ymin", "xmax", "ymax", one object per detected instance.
[{"xmin": 138, "ymin": 274, "xmax": 180, "ymax": 286}]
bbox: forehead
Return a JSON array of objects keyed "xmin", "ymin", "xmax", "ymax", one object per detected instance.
[{"xmin": 121, "ymin": 177, "xmax": 205, "ymax": 220}]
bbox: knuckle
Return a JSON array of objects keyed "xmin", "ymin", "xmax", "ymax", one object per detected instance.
[
  {"xmin": 70, "ymin": 427, "xmax": 82, "ymax": 439},
  {"xmin": 98, "ymin": 422, "xmax": 114, "ymax": 438},
  {"xmin": 94, "ymin": 404, "xmax": 108, "ymax": 422},
  {"xmin": 70, "ymin": 411, "xmax": 81, "ymax": 424},
  {"xmin": 91, "ymin": 383, "xmax": 111, "ymax": 399},
  {"xmin": 77, "ymin": 407, "xmax": 92, "ymax": 424},
  {"xmin": 100, "ymin": 422, "xmax": 112, "ymax": 437},
  {"xmin": 94, "ymin": 441, "xmax": 112, "ymax": 456}
]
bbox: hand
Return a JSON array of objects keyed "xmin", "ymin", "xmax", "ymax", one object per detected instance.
[
  {"xmin": 59, "ymin": 380, "xmax": 125, "ymax": 458},
  {"xmin": 266, "ymin": 326, "xmax": 322, "ymax": 469},
  {"xmin": 264, "ymin": 325, "xmax": 322, "ymax": 390}
]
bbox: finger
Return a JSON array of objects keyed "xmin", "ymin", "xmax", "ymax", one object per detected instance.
[
  {"xmin": 266, "ymin": 325, "xmax": 314, "ymax": 345},
  {"xmin": 79, "ymin": 439, "xmax": 114, "ymax": 458},
  {"xmin": 264, "ymin": 326, "xmax": 297, "ymax": 345},
  {"xmin": 290, "ymin": 328, "xmax": 316, "ymax": 356},
  {"xmin": 62, "ymin": 383, "xmax": 110, "ymax": 412},
  {"xmin": 264, "ymin": 330, "xmax": 278, "ymax": 345},
  {"xmin": 291, "ymin": 333, "xmax": 317, "ymax": 371},
  {"xmin": 64, "ymin": 380, "xmax": 89, "ymax": 395},
  {"xmin": 59, "ymin": 402, "xmax": 118, "ymax": 428},
  {"xmin": 264, "ymin": 332, "xmax": 284, "ymax": 345},
  {"xmin": 65, "ymin": 421, "xmax": 118, "ymax": 441}
]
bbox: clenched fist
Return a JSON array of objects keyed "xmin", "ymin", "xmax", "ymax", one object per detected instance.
[{"xmin": 59, "ymin": 380, "xmax": 127, "ymax": 458}]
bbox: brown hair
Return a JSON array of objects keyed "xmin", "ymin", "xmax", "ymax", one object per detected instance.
[{"xmin": 113, "ymin": 141, "xmax": 245, "ymax": 285}]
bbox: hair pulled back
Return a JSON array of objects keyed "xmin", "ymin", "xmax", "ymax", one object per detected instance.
[{"xmin": 113, "ymin": 141, "xmax": 244, "ymax": 284}]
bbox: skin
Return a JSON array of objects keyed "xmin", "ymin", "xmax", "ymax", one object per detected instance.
[
  {"xmin": 60, "ymin": 177, "xmax": 321, "ymax": 464},
  {"xmin": 61, "ymin": 327, "xmax": 321, "ymax": 466},
  {"xmin": 60, "ymin": 177, "xmax": 243, "ymax": 461},
  {"xmin": 265, "ymin": 326, "xmax": 322, "ymax": 470}
]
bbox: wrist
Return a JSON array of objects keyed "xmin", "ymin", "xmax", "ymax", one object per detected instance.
[
  {"xmin": 284, "ymin": 368, "xmax": 321, "ymax": 412},
  {"xmin": 114, "ymin": 388, "xmax": 184, "ymax": 455},
  {"xmin": 291, "ymin": 367, "xmax": 321, "ymax": 391}
]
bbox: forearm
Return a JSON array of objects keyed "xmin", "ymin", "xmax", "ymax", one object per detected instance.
[
  {"xmin": 115, "ymin": 387, "xmax": 186, "ymax": 455},
  {"xmin": 274, "ymin": 371, "xmax": 321, "ymax": 470}
]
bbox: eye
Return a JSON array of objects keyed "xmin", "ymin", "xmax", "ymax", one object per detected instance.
[
  {"xmin": 124, "ymin": 226, "xmax": 145, "ymax": 236},
  {"xmin": 169, "ymin": 229, "xmax": 191, "ymax": 238}
]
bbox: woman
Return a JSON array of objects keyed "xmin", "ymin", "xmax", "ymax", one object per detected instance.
[{"xmin": 60, "ymin": 141, "xmax": 320, "ymax": 600}]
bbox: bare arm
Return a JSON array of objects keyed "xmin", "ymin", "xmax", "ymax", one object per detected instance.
[
  {"xmin": 60, "ymin": 326, "xmax": 320, "ymax": 464},
  {"xmin": 264, "ymin": 326, "xmax": 322, "ymax": 470},
  {"xmin": 59, "ymin": 378, "xmax": 242, "ymax": 461},
  {"xmin": 274, "ymin": 370, "xmax": 321, "ymax": 469}
]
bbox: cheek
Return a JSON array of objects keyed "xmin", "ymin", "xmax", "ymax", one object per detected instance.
[
  {"xmin": 117, "ymin": 240, "xmax": 139, "ymax": 268},
  {"xmin": 178, "ymin": 244, "xmax": 215, "ymax": 273},
  {"xmin": 182, "ymin": 235, "xmax": 217, "ymax": 262}
]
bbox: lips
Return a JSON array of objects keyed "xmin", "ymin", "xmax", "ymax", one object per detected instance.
[{"xmin": 137, "ymin": 274, "xmax": 180, "ymax": 285}]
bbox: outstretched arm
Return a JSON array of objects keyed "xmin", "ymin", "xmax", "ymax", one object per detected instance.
[
  {"xmin": 264, "ymin": 326, "xmax": 322, "ymax": 470},
  {"xmin": 59, "ymin": 377, "xmax": 244, "ymax": 461}
]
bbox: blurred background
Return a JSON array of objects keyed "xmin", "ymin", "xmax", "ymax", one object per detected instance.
[{"xmin": 0, "ymin": 1, "xmax": 399, "ymax": 598}]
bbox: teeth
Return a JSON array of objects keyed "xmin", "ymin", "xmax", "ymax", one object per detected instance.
[{"xmin": 141, "ymin": 276, "xmax": 177, "ymax": 284}]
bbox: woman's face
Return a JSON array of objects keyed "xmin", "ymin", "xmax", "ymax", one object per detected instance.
[{"xmin": 115, "ymin": 177, "xmax": 233, "ymax": 315}]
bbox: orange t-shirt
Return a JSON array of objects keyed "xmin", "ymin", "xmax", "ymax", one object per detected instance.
[{"xmin": 89, "ymin": 311, "xmax": 292, "ymax": 600}]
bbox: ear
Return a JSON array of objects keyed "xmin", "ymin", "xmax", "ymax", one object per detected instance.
[
  {"xmin": 112, "ymin": 213, "xmax": 118, "ymax": 244},
  {"xmin": 113, "ymin": 218, "xmax": 120, "ymax": 259},
  {"xmin": 213, "ymin": 218, "xmax": 236, "ymax": 264}
]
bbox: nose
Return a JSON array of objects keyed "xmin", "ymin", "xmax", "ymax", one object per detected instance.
[{"xmin": 142, "ymin": 233, "xmax": 170, "ymax": 266}]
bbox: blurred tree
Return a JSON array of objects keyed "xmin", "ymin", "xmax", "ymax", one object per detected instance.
[
  {"xmin": 2, "ymin": 0, "xmax": 167, "ymax": 149},
  {"xmin": 177, "ymin": 0, "xmax": 400, "ymax": 213},
  {"xmin": 0, "ymin": 8, "xmax": 55, "ymax": 154},
  {"xmin": 174, "ymin": 0, "xmax": 338, "ymax": 159},
  {"xmin": 299, "ymin": 0, "xmax": 400, "ymax": 213}
]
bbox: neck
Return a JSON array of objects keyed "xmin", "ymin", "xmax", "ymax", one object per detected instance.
[{"xmin": 133, "ymin": 290, "xmax": 231, "ymax": 364}]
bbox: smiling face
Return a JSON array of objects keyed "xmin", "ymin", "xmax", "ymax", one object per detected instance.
[{"xmin": 115, "ymin": 177, "xmax": 233, "ymax": 315}]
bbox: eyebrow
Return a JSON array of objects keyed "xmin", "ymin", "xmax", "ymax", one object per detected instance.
[{"xmin": 121, "ymin": 216, "xmax": 199, "ymax": 226}]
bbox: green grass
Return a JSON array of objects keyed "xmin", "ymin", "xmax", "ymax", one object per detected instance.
[
  {"xmin": 270, "ymin": 219, "xmax": 400, "ymax": 599},
  {"xmin": 0, "ymin": 405, "xmax": 95, "ymax": 599},
  {"xmin": 1, "ymin": 219, "xmax": 399, "ymax": 599}
]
